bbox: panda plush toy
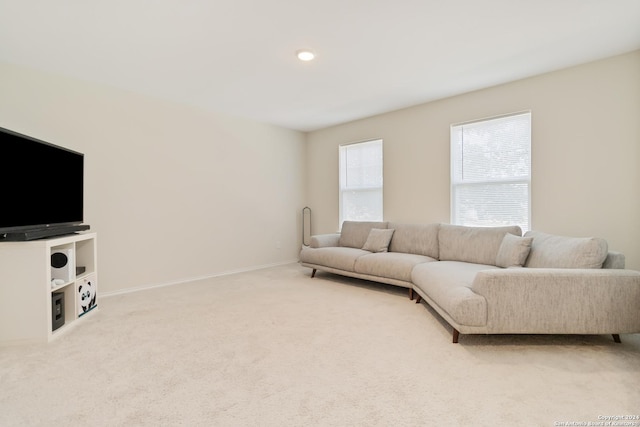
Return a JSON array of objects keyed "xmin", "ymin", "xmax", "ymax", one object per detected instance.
[{"xmin": 78, "ymin": 277, "xmax": 97, "ymax": 316}]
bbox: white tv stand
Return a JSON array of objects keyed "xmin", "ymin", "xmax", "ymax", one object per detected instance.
[{"xmin": 0, "ymin": 232, "xmax": 98, "ymax": 345}]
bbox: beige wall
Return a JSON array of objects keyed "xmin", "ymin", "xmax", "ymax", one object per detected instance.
[
  {"xmin": 306, "ymin": 50, "xmax": 640, "ymax": 270},
  {"xmin": 0, "ymin": 62, "xmax": 307, "ymax": 294}
]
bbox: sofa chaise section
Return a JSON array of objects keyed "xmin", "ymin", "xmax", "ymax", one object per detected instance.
[{"xmin": 410, "ymin": 224, "xmax": 521, "ymax": 342}]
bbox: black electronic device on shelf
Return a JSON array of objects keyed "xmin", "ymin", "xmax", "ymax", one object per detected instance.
[{"xmin": 0, "ymin": 126, "xmax": 90, "ymax": 241}]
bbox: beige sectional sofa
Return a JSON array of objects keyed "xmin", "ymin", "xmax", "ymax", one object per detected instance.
[{"xmin": 299, "ymin": 221, "xmax": 640, "ymax": 343}]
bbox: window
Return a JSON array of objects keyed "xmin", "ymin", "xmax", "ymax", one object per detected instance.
[
  {"xmin": 339, "ymin": 139, "xmax": 383, "ymax": 226},
  {"xmin": 451, "ymin": 112, "xmax": 531, "ymax": 231}
]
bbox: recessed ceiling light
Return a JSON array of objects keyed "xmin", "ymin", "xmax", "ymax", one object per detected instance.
[{"xmin": 296, "ymin": 50, "xmax": 315, "ymax": 61}]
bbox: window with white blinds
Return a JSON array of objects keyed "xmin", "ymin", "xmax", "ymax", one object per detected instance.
[
  {"xmin": 451, "ymin": 112, "xmax": 531, "ymax": 231},
  {"xmin": 339, "ymin": 139, "xmax": 383, "ymax": 226}
]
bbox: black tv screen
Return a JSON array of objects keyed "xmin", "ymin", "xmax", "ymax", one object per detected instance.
[{"xmin": 0, "ymin": 126, "xmax": 84, "ymax": 235}]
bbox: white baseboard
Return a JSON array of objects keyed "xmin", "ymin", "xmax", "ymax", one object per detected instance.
[{"xmin": 101, "ymin": 259, "xmax": 299, "ymax": 298}]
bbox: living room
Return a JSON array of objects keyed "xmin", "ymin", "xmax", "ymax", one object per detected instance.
[
  {"xmin": 0, "ymin": 1, "xmax": 639, "ymax": 425},
  {"xmin": 2, "ymin": 50, "xmax": 638, "ymax": 295}
]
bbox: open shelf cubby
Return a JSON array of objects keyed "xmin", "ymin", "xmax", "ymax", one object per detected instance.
[{"xmin": 0, "ymin": 232, "xmax": 98, "ymax": 345}]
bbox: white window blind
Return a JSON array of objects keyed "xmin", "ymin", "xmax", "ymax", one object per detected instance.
[
  {"xmin": 339, "ymin": 139, "xmax": 383, "ymax": 226},
  {"xmin": 451, "ymin": 112, "xmax": 531, "ymax": 231}
]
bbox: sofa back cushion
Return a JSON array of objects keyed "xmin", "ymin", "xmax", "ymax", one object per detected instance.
[
  {"xmin": 387, "ymin": 222, "xmax": 440, "ymax": 258},
  {"xmin": 439, "ymin": 224, "xmax": 522, "ymax": 265},
  {"xmin": 339, "ymin": 221, "xmax": 388, "ymax": 249},
  {"xmin": 523, "ymin": 230, "xmax": 608, "ymax": 269}
]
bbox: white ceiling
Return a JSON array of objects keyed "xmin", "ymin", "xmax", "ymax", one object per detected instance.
[{"xmin": 1, "ymin": 0, "xmax": 639, "ymax": 132}]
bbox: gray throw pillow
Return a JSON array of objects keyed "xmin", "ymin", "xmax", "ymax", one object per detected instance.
[
  {"xmin": 362, "ymin": 228, "xmax": 395, "ymax": 253},
  {"xmin": 495, "ymin": 233, "xmax": 534, "ymax": 268}
]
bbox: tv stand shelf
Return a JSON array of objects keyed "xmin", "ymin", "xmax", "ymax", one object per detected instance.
[{"xmin": 0, "ymin": 232, "xmax": 98, "ymax": 345}]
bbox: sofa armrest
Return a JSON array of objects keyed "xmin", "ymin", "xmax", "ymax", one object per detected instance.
[
  {"xmin": 470, "ymin": 268, "xmax": 640, "ymax": 333},
  {"xmin": 310, "ymin": 233, "xmax": 341, "ymax": 248}
]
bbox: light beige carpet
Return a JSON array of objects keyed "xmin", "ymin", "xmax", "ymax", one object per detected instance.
[{"xmin": 1, "ymin": 263, "xmax": 639, "ymax": 426}]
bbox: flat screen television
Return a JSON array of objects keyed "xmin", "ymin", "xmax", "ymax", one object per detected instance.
[{"xmin": 0, "ymin": 126, "xmax": 89, "ymax": 241}]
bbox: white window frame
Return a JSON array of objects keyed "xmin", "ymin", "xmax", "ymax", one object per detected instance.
[
  {"xmin": 450, "ymin": 111, "xmax": 531, "ymax": 231},
  {"xmin": 339, "ymin": 139, "xmax": 383, "ymax": 228}
]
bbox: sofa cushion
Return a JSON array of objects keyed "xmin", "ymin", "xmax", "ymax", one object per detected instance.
[
  {"xmin": 387, "ymin": 222, "xmax": 440, "ymax": 258},
  {"xmin": 439, "ymin": 224, "xmax": 522, "ymax": 266},
  {"xmin": 524, "ymin": 231, "xmax": 608, "ymax": 269},
  {"xmin": 339, "ymin": 221, "xmax": 388, "ymax": 249},
  {"xmin": 412, "ymin": 261, "xmax": 498, "ymax": 327},
  {"xmin": 362, "ymin": 228, "xmax": 395, "ymax": 253},
  {"xmin": 355, "ymin": 252, "xmax": 437, "ymax": 282},
  {"xmin": 299, "ymin": 247, "xmax": 370, "ymax": 272},
  {"xmin": 495, "ymin": 233, "xmax": 533, "ymax": 268}
]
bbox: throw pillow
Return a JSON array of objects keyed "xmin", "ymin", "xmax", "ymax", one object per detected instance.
[
  {"xmin": 362, "ymin": 228, "xmax": 395, "ymax": 253},
  {"xmin": 495, "ymin": 233, "xmax": 534, "ymax": 268}
]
